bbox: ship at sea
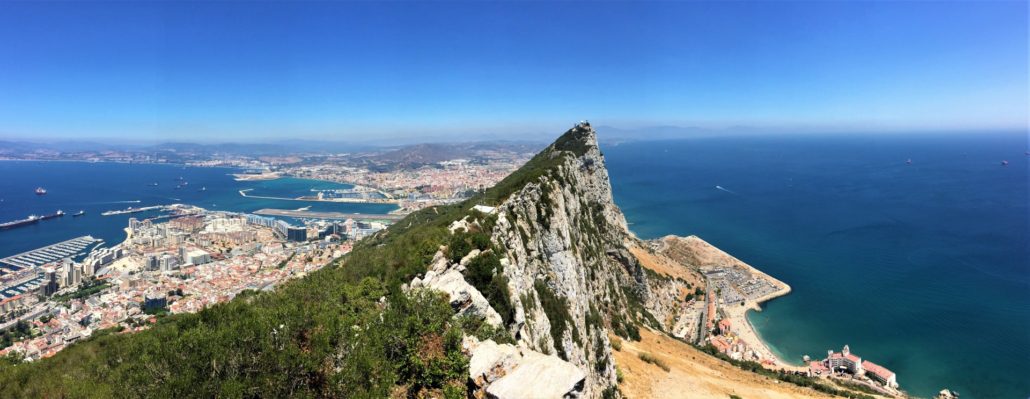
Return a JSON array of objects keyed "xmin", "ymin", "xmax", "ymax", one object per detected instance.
[
  {"xmin": 0, "ymin": 210, "xmax": 63, "ymax": 230},
  {"xmin": 73, "ymin": 210, "xmax": 86, "ymax": 217},
  {"xmin": 39, "ymin": 210, "xmax": 65, "ymax": 220},
  {"xmin": 35, "ymin": 187, "xmax": 47, "ymax": 195},
  {"xmin": 0, "ymin": 215, "xmax": 39, "ymax": 230}
]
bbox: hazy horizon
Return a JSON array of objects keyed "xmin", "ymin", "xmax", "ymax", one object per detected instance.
[
  {"xmin": 2, "ymin": 124, "xmax": 1027, "ymax": 148},
  {"xmin": 1, "ymin": 1, "xmax": 1027, "ymax": 142}
]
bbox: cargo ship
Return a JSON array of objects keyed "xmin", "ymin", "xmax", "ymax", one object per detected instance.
[
  {"xmin": 0, "ymin": 215, "xmax": 39, "ymax": 230},
  {"xmin": 0, "ymin": 210, "xmax": 63, "ymax": 230},
  {"xmin": 39, "ymin": 210, "xmax": 64, "ymax": 220}
]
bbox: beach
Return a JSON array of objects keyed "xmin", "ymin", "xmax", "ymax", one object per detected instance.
[{"xmin": 655, "ymin": 235, "xmax": 796, "ymax": 368}]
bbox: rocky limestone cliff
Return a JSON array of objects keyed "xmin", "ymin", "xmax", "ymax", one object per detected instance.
[{"xmin": 413, "ymin": 122, "xmax": 699, "ymax": 398}]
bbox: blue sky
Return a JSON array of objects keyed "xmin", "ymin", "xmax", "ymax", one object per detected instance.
[{"xmin": 0, "ymin": 1, "xmax": 1026, "ymax": 142}]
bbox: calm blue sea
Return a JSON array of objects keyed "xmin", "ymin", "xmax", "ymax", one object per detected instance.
[
  {"xmin": 605, "ymin": 132, "xmax": 1029, "ymax": 398},
  {"xmin": 0, "ymin": 161, "xmax": 396, "ymax": 259}
]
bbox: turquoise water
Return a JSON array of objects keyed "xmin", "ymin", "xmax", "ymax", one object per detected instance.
[
  {"xmin": 604, "ymin": 133, "xmax": 1029, "ymax": 398},
  {"xmin": 0, "ymin": 161, "xmax": 396, "ymax": 259}
]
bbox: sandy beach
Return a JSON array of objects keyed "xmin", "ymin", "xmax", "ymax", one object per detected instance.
[{"xmin": 657, "ymin": 235, "xmax": 797, "ymax": 369}]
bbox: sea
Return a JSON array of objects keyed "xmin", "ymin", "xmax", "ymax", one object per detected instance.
[
  {"xmin": 604, "ymin": 132, "xmax": 1029, "ymax": 398},
  {"xmin": 0, "ymin": 161, "xmax": 396, "ymax": 261}
]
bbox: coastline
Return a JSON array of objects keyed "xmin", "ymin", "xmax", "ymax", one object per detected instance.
[{"xmin": 659, "ymin": 235, "xmax": 797, "ymax": 368}]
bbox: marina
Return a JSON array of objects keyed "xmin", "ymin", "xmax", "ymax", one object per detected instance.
[{"xmin": 0, "ymin": 236, "xmax": 102, "ymax": 277}]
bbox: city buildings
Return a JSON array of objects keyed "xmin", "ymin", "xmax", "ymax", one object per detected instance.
[
  {"xmin": 815, "ymin": 345, "xmax": 899, "ymax": 389},
  {"xmin": 0, "ymin": 207, "xmax": 362, "ymax": 361}
]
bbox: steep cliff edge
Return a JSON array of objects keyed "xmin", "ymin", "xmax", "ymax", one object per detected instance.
[{"xmin": 426, "ymin": 122, "xmax": 888, "ymax": 399}]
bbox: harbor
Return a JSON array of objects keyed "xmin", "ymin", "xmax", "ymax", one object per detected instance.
[{"xmin": 0, "ymin": 236, "xmax": 103, "ymax": 277}]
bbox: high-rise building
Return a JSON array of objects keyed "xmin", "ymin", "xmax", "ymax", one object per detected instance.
[
  {"xmin": 159, "ymin": 254, "xmax": 178, "ymax": 271},
  {"xmin": 146, "ymin": 255, "xmax": 160, "ymax": 271},
  {"xmin": 42, "ymin": 267, "xmax": 60, "ymax": 297}
]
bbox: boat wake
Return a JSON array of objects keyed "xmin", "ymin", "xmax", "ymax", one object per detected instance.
[{"xmin": 715, "ymin": 185, "xmax": 737, "ymax": 195}]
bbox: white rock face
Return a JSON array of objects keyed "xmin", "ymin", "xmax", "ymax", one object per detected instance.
[
  {"xmin": 415, "ymin": 250, "xmax": 503, "ymax": 327},
  {"xmin": 486, "ymin": 123, "xmax": 631, "ymax": 397},
  {"xmin": 464, "ymin": 336, "xmax": 585, "ymax": 399},
  {"xmin": 486, "ymin": 351, "xmax": 586, "ymax": 399}
]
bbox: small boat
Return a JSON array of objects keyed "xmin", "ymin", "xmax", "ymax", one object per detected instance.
[
  {"xmin": 149, "ymin": 182, "xmax": 159, "ymax": 186},
  {"xmin": 73, "ymin": 210, "xmax": 86, "ymax": 217},
  {"xmin": 1001, "ymin": 160, "xmax": 1009, "ymax": 166},
  {"xmin": 905, "ymin": 158, "xmax": 912, "ymax": 165},
  {"xmin": 199, "ymin": 187, "xmax": 207, "ymax": 192},
  {"xmin": 35, "ymin": 187, "xmax": 47, "ymax": 195}
]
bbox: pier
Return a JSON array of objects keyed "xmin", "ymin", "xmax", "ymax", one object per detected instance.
[
  {"xmin": 0, "ymin": 236, "xmax": 102, "ymax": 277},
  {"xmin": 253, "ymin": 208, "xmax": 405, "ymax": 221}
]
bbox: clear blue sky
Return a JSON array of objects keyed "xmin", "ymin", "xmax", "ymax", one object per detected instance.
[{"xmin": 0, "ymin": 1, "xmax": 1026, "ymax": 142}]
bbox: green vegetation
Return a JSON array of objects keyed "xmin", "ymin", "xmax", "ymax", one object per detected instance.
[
  {"xmin": 276, "ymin": 253, "xmax": 295, "ymax": 269},
  {"xmin": 592, "ymin": 338, "xmax": 607, "ymax": 373},
  {"xmin": 0, "ymin": 321, "xmax": 36, "ymax": 351},
  {"xmin": 533, "ymin": 279, "xmax": 574, "ymax": 360},
  {"xmin": 463, "ymin": 251, "xmax": 514, "ymax": 326},
  {"xmin": 50, "ymin": 279, "xmax": 111, "ymax": 303},
  {"xmin": 832, "ymin": 379, "xmax": 885, "ymax": 396},
  {"xmin": 0, "ymin": 277, "xmax": 470, "ymax": 398},
  {"xmin": 637, "ymin": 352, "xmax": 670, "ymax": 372},
  {"xmin": 610, "ymin": 336, "xmax": 622, "ymax": 351},
  {"xmin": 610, "ymin": 311, "xmax": 641, "ymax": 342},
  {"xmin": 142, "ymin": 303, "xmax": 168, "ymax": 316},
  {"xmin": 730, "ymin": 395, "xmax": 743, "ymax": 399},
  {"xmin": 698, "ymin": 344, "xmax": 876, "ymax": 399}
]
